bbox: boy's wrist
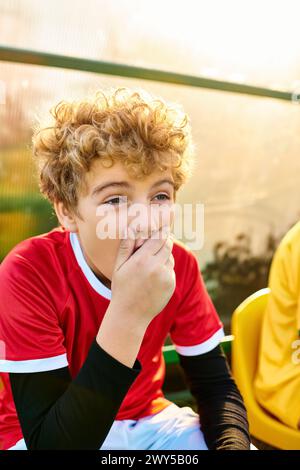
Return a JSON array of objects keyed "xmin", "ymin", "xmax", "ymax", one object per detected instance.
[
  {"xmin": 105, "ymin": 301, "xmax": 150, "ymax": 335},
  {"xmin": 96, "ymin": 306, "xmax": 148, "ymax": 369}
]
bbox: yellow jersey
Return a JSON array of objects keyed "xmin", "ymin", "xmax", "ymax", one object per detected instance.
[{"xmin": 254, "ymin": 221, "xmax": 300, "ymax": 429}]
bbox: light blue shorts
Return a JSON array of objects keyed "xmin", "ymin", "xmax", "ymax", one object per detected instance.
[{"xmin": 100, "ymin": 403, "xmax": 208, "ymax": 451}]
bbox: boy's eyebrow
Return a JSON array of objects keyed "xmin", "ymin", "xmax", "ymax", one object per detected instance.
[
  {"xmin": 91, "ymin": 181, "xmax": 131, "ymax": 197},
  {"xmin": 91, "ymin": 179, "xmax": 175, "ymax": 197},
  {"xmin": 151, "ymin": 178, "xmax": 175, "ymax": 189}
]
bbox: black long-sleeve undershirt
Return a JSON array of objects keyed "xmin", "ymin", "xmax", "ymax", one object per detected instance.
[
  {"xmin": 9, "ymin": 342, "xmax": 250, "ymax": 450},
  {"xmin": 178, "ymin": 344, "xmax": 250, "ymax": 450},
  {"xmin": 9, "ymin": 338, "xmax": 141, "ymax": 450}
]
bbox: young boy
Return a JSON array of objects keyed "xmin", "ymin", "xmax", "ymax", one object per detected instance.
[{"xmin": 0, "ymin": 87, "xmax": 250, "ymax": 450}]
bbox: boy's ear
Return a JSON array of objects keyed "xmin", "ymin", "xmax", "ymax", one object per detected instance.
[{"xmin": 53, "ymin": 201, "xmax": 78, "ymax": 232}]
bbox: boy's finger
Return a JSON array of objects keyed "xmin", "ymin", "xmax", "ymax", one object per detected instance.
[
  {"xmin": 114, "ymin": 226, "xmax": 136, "ymax": 271},
  {"xmin": 154, "ymin": 237, "xmax": 174, "ymax": 264},
  {"xmin": 135, "ymin": 226, "xmax": 170, "ymax": 257}
]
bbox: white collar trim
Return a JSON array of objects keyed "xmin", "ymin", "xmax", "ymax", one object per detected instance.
[{"xmin": 69, "ymin": 232, "xmax": 111, "ymax": 300}]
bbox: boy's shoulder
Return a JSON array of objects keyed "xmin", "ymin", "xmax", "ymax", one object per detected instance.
[
  {"xmin": 0, "ymin": 226, "xmax": 69, "ymax": 279},
  {"xmin": 0, "ymin": 227, "xmax": 71, "ymax": 319}
]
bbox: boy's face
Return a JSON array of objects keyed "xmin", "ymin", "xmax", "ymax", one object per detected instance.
[{"xmin": 61, "ymin": 159, "xmax": 175, "ymax": 282}]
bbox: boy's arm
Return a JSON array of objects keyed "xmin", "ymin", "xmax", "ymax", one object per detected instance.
[
  {"xmin": 178, "ymin": 344, "xmax": 250, "ymax": 450},
  {"xmin": 9, "ymin": 336, "xmax": 142, "ymax": 450},
  {"xmin": 5, "ymin": 228, "xmax": 174, "ymax": 450}
]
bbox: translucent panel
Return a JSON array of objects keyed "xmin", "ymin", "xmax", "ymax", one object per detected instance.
[{"xmin": 1, "ymin": 0, "xmax": 300, "ymax": 90}]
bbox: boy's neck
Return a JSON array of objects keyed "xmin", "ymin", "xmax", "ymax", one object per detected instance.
[
  {"xmin": 76, "ymin": 233, "xmax": 112, "ymax": 290},
  {"xmin": 92, "ymin": 269, "xmax": 112, "ymax": 290}
]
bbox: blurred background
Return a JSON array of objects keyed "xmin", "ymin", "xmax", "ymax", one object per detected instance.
[{"xmin": 1, "ymin": 0, "xmax": 300, "ymax": 332}]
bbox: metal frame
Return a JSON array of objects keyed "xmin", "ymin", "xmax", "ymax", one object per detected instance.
[{"xmin": 0, "ymin": 46, "xmax": 297, "ymax": 101}]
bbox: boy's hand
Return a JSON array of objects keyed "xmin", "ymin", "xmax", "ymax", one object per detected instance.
[{"xmin": 109, "ymin": 225, "xmax": 176, "ymax": 330}]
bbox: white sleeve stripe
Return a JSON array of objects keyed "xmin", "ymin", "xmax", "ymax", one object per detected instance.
[
  {"xmin": 173, "ymin": 327, "xmax": 225, "ymax": 356},
  {"xmin": 0, "ymin": 353, "xmax": 68, "ymax": 373}
]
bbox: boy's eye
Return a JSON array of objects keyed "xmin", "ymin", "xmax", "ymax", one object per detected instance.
[
  {"xmin": 101, "ymin": 193, "xmax": 171, "ymax": 205},
  {"xmin": 103, "ymin": 196, "xmax": 128, "ymax": 205},
  {"xmin": 153, "ymin": 193, "xmax": 170, "ymax": 202}
]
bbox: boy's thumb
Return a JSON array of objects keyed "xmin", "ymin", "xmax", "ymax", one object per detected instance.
[{"xmin": 114, "ymin": 226, "xmax": 136, "ymax": 271}]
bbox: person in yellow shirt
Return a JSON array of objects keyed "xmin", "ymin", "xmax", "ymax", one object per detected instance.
[{"xmin": 254, "ymin": 221, "xmax": 300, "ymax": 430}]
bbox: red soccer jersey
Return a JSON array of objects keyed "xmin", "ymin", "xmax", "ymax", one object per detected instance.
[{"xmin": 0, "ymin": 227, "xmax": 224, "ymax": 450}]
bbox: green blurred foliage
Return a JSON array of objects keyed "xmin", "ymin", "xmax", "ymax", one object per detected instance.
[{"xmin": 0, "ymin": 144, "xmax": 58, "ymax": 262}]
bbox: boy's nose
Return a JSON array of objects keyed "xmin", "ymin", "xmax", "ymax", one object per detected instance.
[
  {"xmin": 128, "ymin": 209, "xmax": 159, "ymax": 239},
  {"xmin": 127, "ymin": 202, "xmax": 173, "ymax": 245}
]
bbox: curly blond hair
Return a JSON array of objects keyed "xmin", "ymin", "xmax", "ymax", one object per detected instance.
[{"xmin": 32, "ymin": 87, "xmax": 195, "ymax": 215}]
